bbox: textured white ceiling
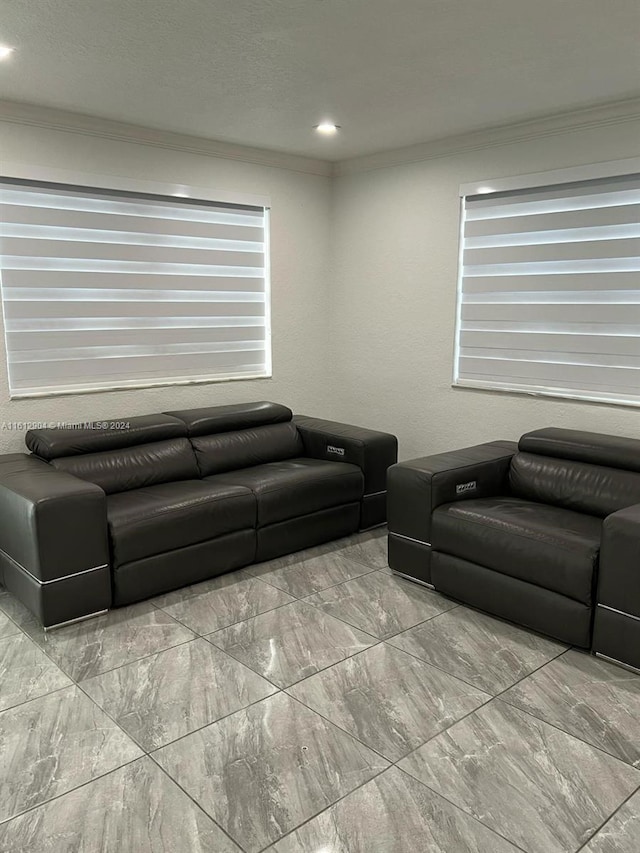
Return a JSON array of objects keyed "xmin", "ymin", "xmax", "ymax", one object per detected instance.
[{"xmin": 0, "ymin": 0, "xmax": 639, "ymax": 161}]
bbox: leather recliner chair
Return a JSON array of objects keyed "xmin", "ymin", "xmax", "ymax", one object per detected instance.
[
  {"xmin": 387, "ymin": 427, "xmax": 640, "ymax": 672},
  {"xmin": 0, "ymin": 401, "xmax": 397, "ymax": 628}
]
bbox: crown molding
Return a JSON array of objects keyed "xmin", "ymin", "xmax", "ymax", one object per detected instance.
[
  {"xmin": 333, "ymin": 96, "xmax": 640, "ymax": 176},
  {"xmin": 0, "ymin": 99, "xmax": 333, "ymax": 178}
]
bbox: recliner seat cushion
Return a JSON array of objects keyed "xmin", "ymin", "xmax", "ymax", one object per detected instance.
[
  {"xmin": 192, "ymin": 423, "xmax": 304, "ymax": 476},
  {"xmin": 431, "ymin": 496, "xmax": 602, "ymax": 604},
  {"xmin": 209, "ymin": 458, "xmax": 364, "ymax": 526},
  {"xmin": 107, "ymin": 480, "xmax": 255, "ymax": 566},
  {"xmin": 52, "ymin": 438, "xmax": 200, "ymax": 495}
]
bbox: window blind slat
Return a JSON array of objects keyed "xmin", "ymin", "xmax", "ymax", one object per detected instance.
[
  {"xmin": 0, "ymin": 180, "xmax": 270, "ymax": 397},
  {"xmin": 455, "ymin": 171, "xmax": 640, "ymax": 406}
]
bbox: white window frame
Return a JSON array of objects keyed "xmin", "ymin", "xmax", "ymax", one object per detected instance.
[
  {"xmin": 454, "ymin": 156, "xmax": 640, "ymax": 408},
  {"xmin": 0, "ymin": 163, "xmax": 272, "ymax": 398}
]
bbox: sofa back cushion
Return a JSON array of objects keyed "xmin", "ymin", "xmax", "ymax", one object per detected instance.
[
  {"xmin": 166, "ymin": 401, "xmax": 293, "ymax": 437},
  {"xmin": 51, "ymin": 438, "xmax": 200, "ymax": 494},
  {"xmin": 26, "ymin": 414, "xmax": 186, "ymax": 460},
  {"xmin": 509, "ymin": 452, "xmax": 640, "ymax": 518},
  {"xmin": 192, "ymin": 423, "xmax": 304, "ymax": 476},
  {"xmin": 519, "ymin": 428, "xmax": 640, "ymax": 473}
]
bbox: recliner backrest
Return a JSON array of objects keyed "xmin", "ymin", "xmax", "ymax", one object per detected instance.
[
  {"xmin": 168, "ymin": 402, "xmax": 303, "ymax": 476},
  {"xmin": 26, "ymin": 413, "xmax": 199, "ymax": 494},
  {"xmin": 192, "ymin": 422, "xmax": 304, "ymax": 476},
  {"xmin": 51, "ymin": 438, "xmax": 200, "ymax": 494},
  {"xmin": 510, "ymin": 428, "xmax": 640, "ymax": 517}
]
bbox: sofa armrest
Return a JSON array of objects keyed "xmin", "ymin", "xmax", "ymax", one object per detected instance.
[
  {"xmin": 0, "ymin": 453, "xmax": 109, "ymax": 587},
  {"xmin": 387, "ymin": 440, "xmax": 517, "ymax": 545},
  {"xmin": 293, "ymin": 416, "xmax": 398, "ymax": 496},
  {"xmin": 597, "ymin": 502, "xmax": 640, "ymax": 618},
  {"xmin": 293, "ymin": 416, "xmax": 398, "ymax": 528}
]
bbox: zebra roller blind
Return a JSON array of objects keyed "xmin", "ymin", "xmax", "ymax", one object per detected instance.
[
  {"xmin": 0, "ymin": 179, "xmax": 270, "ymax": 397},
  {"xmin": 455, "ymin": 173, "xmax": 640, "ymax": 407}
]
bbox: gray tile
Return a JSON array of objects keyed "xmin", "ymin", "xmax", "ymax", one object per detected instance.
[
  {"xmin": 502, "ymin": 649, "xmax": 640, "ymax": 767},
  {"xmin": 21, "ymin": 601, "xmax": 195, "ymax": 681},
  {"xmin": 154, "ymin": 692, "xmax": 389, "ymax": 853},
  {"xmin": 0, "ymin": 608, "xmax": 21, "ymax": 640},
  {"xmin": 209, "ymin": 600, "xmax": 376, "ymax": 688},
  {"xmin": 153, "ymin": 571, "xmax": 295, "ymax": 634},
  {"xmin": 340, "ymin": 530, "xmax": 389, "ymax": 571},
  {"xmin": 250, "ymin": 550, "xmax": 375, "ymax": 598},
  {"xmin": 0, "ymin": 757, "xmax": 241, "ymax": 853},
  {"xmin": 288, "ymin": 644, "xmax": 490, "ymax": 761},
  {"xmin": 268, "ymin": 766, "xmax": 521, "ymax": 853},
  {"xmin": 398, "ymin": 700, "xmax": 640, "ymax": 853},
  {"xmin": 0, "ymin": 592, "xmax": 39, "ymax": 629},
  {"xmin": 0, "ymin": 633, "xmax": 72, "ymax": 712},
  {"xmin": 582, "ymin": 789, "xmax": 640, "ymax": 853},
  {"xmin": 245, "ymin": 538, "xmax": 351, "ymax": 576},
  {"xmin": 82, "ymin": 638, "xmax": 277, "ymax": 751},
  {"xmin": 0, "ymin": 685, "xmax": 142, "ymax": 823},
  {"xmin": 389, "ymin": 605, "xmax": 566, "ymax": 693},
  {"xmin": 305, "ymin": 570, "xmax": 455, "ymax": 639}
]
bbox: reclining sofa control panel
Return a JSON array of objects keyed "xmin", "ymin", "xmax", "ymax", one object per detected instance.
[
  {"xmin": 387, "ymin": 427, "xmax": 640, "ymax": 672},
  {"xmin": 0, "ymin": 401, "xmax": 397, "ymax": 628}
]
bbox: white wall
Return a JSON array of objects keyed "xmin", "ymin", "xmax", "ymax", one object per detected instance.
[
  {"xmin": 0, "ymin": 120, "xmax": 333, "ymax": 452},
  {"xmin": 331, "ymin": 118, "xmax": 640, "ymax": 459},
  {"xmin": 1, "ymin": 110, "xmax": 639, "ymax": 461}
]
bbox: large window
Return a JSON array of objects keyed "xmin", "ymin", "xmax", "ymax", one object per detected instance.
[
  {"xmin": 0, "ymin": 179, "xmax": 270, "ymax": 397},
  {"xmin": 454, "ymin": 167, "xmax": 640, "ymax": 407}
]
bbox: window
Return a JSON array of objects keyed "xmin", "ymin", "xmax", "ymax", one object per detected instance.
[
  {"xmin": 454, "ymin": 167, "xmax": 640, "ymax": 407},
  {"xmin": 0, "ymin": 179, "xmax": 270, "ymax": 397}
]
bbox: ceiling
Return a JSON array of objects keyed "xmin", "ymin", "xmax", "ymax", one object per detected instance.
[{"xmin": 0, "ymin": 0, "xmax": 639, "ymax": 162}]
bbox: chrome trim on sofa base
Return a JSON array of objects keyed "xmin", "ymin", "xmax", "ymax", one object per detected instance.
[
  {"xmin": 389, "ymin": 532, "xmax": 431, "ymax": 547},
  {"xmin": 391, "ymin": 569, "xmax": 435, "ymax": 590},
  {"xmin": 594, "ymin": 652, "xmax": 640, "ymax": 676},
  {"xmin": 597, "ymin": 603, "xmax": 640, "ymax": 623},
  {"xmin": 0, "ymin": 549, "xmax": 108, "ymax": 587},
  {"xmin": 44, "ymin": 609, "xmax": 109, "ymax": 632}
]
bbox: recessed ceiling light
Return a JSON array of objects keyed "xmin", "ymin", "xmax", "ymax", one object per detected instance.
[
  {"xmin": 314, "ymin": 123, "xmax": 340, "ymax": 135},
  {"xmin": 0, "ymin": 45, "xmax": 15, "ymax": 61}
]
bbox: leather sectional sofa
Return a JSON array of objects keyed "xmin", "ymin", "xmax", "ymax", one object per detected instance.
[
  {"xmin": 387, "ymin": 427, "xmax": 640, "ymax": 672},
  {"xmin": 0, "ymin": 401, "xmax": 397, "ymax": 628}
]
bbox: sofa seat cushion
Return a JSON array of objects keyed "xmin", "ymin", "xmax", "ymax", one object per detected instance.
[
  {"xmin": 209, "ymin": 458, "xmax": 364, "ymax": 526},
  {"xmin": 431, "ymin": 496, "xmax": 602, "ymax": 605},
  {"xmin": 107, "ymin": 480, "xmax": 255, "ymax": 566}
]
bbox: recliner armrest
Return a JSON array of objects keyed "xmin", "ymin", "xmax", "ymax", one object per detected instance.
[
  {"xmin": 0, "ymin": 454, "xmax": 109, "ymax": 584},
  {"xmin": 387, "ymin": 440, "xmax": 517, "ymax": 545},
  {"xmin": 597, "ymin": 502, "xmax": 640, "ymax": 617},
  {"xmin": 293, "ymin": 416, "xmax": 398, "ymax": 496}
]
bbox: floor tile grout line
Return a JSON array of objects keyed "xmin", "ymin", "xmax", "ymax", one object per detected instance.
[
  {"xmin": 0, "ymin": 753, "xmax": 145, "ymax": 829},
  {"xmin": 247, "ymin": 559, "xmax": 380, "ymax": 600},
  {"xmin": 252, "ymin": 766, "xmax": 392, "ymax": 853},
  {"xmin": 145, "ymin": 751, "xmax": 250, "ymax": 853},
  {"xmin": 386, "ymin": 634, "xmax": 570, "ymax": 700},
  {"xmin": 0, "ymin": 680, "xmax": 74, "ymax": 717},
  {"xmin": 391, "ymin": 764, "xmax": 531, "ymax": 853},
  {"xmin": 296, "ymin": 573, "xmax": 459, "ymax": 640},
  {"xmin": 491, "ymin": 647, "xmax": 640, "ymax": 771},
  {"xmin": 573, "ymin": 780, "xmax": 640, "ymax": 853},
  {"xmin": 152, "ymin": 577, "xmax": 298, "ymax": 636},
  {"xmin": 145, "ymin": 688, "xmax": 285, "ymax": 756},
  {"xmin": 496, "ymin": 693, "xmax": 640, "ymax": 772},
  {"xmin": 205, "ymin": 630, "xmax": 381, "ymax": 693}
]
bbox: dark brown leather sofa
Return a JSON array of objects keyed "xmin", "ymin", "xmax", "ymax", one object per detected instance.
[
  {"xmin": 0, "ymin": 401, "xmax": 397, "ymax": 628},
  {"xmin": 387, "ymin": 427, "xmax": 640, "ymax": 672}
]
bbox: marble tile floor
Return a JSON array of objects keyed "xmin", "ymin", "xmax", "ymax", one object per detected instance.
[{"xmin": 0, "ymin": 527, "xmax": 639, "ymax": 852}]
